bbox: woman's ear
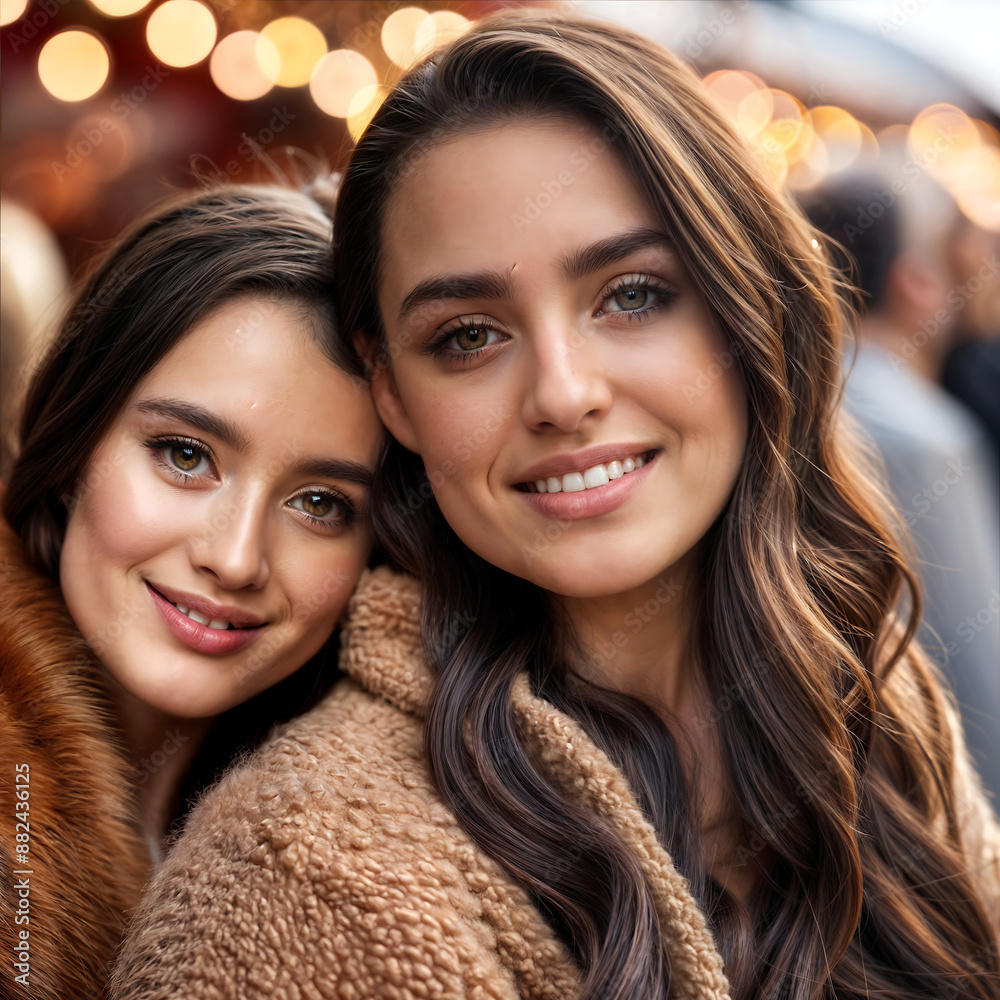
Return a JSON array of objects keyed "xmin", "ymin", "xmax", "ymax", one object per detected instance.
[{"xmin": 353, "ymin": 333, "xmax": 421, "ymax": 455}]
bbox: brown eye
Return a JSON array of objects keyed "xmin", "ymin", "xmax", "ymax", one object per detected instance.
[
  {"xmin": 613, "ymin": 288, "xmax": 652, "ymax": 311},
  {"xmin": 456, "ymin": 326, "xmax": 491, "ymax": 351},
  {"xmin": 290, "ymin": 490, "xmax": 353, "ymax": 527},
  {"xmin": 301, "ymin": 492, "xmax": 336, "ymax": 517},
  {"xmin": 170, "ymin": 444, "xmax": 203, "ymax": 472}
]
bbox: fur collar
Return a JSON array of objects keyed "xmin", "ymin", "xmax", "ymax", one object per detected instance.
[{"xmin": 0, "ymin": 515, "xmax": 149, "ymax": 1000}]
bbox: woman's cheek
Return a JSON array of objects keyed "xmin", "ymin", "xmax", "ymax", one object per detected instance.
[{"xmin": 290, "ymin": 539, "xmax": 369, "ymax": 629}]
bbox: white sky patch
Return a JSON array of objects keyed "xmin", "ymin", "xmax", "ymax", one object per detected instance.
[{"xmin": 799, "ymin": 0, "xmax": 1000, "ymax": 110}]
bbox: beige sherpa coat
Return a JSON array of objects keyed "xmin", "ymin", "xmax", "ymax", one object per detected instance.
[{"xmin": 110, "ymin": 567, "xmax": 1000, "ymax": 1000}]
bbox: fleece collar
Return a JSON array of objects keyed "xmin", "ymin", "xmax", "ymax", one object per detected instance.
[{"xmin": 338, "ymin": 566, "xmax": 731, "ymax": 999}]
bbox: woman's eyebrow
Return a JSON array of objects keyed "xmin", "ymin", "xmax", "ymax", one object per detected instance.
[
  {"xmin": 560, "ymin": 228, "xmax": 674, "ymax": 280},
  {"xmin": 396, "ymin": 230, "xmax": 674, "ymax": 324},
  {"xmin": 136, "ymin": 399, "xmax": 375, "ymax": 486},
  {"xmin": 135, "ymin": 398, "xmax": 250, "ymax": 452},
  {"xmin": 293, "ymin": 459, "xmax": 374, "ymax": 488},
  {"xmin": 397, "ymin": 270, "xmax": 514, "ymax": 323}
]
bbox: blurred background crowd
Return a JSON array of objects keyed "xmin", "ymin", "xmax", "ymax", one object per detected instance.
[{"xmin": 2, "ymin": 0, "xmax": 998, "ymax": 791}]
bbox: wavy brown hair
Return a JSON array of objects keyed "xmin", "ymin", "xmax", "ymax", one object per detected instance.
[{"xmin": 334, "ymin": 11, "xmax": 999, "ymax": 999}]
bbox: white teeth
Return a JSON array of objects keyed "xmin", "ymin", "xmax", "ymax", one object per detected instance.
[
  {"xmin": 583, "ymin": 464, "xmax": 610, "ymax": 489},
  {"xmin": 529, "ymin": 453, "xmax": 651, "ymax": 495},
  {"xmin": 167, "ymin": 597, "xmax": 237, "ymax": 629}
]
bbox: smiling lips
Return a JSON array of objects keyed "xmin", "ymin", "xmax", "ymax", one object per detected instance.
[
  {"xmin": 516, "ymin": 447, "xmax": 659, "ymax": 520},
  {"xmin": 524, "ymin": 451, "xmax": 652, "ymax": 494},
  {"xmin": 146, "ymin": 583, "xmax": 266, "ymax": 656}
]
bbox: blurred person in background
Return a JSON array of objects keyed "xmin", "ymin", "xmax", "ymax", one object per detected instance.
[
  {"xmin": 0, "ymin": 200, "xmax": 68, "ymax": 482},
  {"xmin": 111, "ymin": 11, "xmax": 999, "ymax": 1000},
  {"xmin": 0, "ymin": 183, "xmax": 383, "ymax": 1000},
  {"xmin": 942, "ymin": 217, "xmax": 1000, "ymax": 464},
  {"xmin": 803, "ymin": 164, "xmax": 1000, "ymax": 800}
]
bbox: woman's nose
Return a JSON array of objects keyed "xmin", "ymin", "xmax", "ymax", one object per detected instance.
[
  {"xmin": 521, "ymin": 325, "xmax": 613, "ymax": 433},
  {"xmin": 190, "ymin": 492, "xmax": 271, "ymax": 591}
]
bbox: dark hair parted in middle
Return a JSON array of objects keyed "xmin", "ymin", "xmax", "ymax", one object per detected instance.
[{"xmin": 334, "ymin": 11, "xmax": 998, "ymax": 1000}]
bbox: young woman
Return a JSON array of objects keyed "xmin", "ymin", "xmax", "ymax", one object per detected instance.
[
  {"xmin": 109, "ymin": 12, "xmax": 1000, "ymax": 1000},
  {"xmin": 0, "ymin": 183, "xmax": 382, "ymax": 1000}
]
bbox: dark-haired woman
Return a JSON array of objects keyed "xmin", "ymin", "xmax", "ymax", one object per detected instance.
[
  {"xmin": 0, "ymin": 184, "xmax": 382, "ymax": 1000},
  {"xmin": 111, "ymin": 12, "xmax": 999, "ymax": 1000}
]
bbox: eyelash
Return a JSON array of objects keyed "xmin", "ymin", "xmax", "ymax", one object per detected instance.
[
  {"xmin": 146, "ymin": 436, "xmax": 215, "ymax": 483},
  {"xmin": 422, "ymin": 274, "xmax": 678, "ymax": 363},
  {"xmin": 597, "ymin": 274, "xmax": 678, "ymax": 322},
  {"xmin": 421, "ymin": 315, "xmax": 505, "ymax": 366},
  {"xmin": 289, "ymin": 489, "xmax": 358, "ymax": 529},
  {"xmin": 144, "ymin": 437, "xmax": 358, "ymax": 528}
]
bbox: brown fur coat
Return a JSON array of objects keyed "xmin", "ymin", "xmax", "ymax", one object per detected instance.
[
  {"xmin": 109, "ymin": 566, "xmax": 1000, "ymax": 999},
  {"xmin": 0, "ymin": 516, "xmax": 149, "ymax": 1000}
]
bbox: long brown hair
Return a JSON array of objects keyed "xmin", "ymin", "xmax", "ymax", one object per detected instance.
[{"xmin": 334, "ymin": 11, "xmax": 999, "ymax": 999}]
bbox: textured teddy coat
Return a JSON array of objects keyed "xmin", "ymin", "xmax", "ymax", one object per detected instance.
[
  {"xmin": 109, "ymin": 566, "xmax": 1000, "ymax": 1000},
  {"xmin": 0, "ymin": 515, "xmax": 150, "ymax": 1000}
]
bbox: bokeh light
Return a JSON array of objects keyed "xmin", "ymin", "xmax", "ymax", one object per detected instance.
[
  {"xmin": 347, "ymin": 84, "xmax": 389, "ymax": 142},
  {"xmin": 703, "ymin": 70, "xmax": 767, "ymax": 125},
  {"xmin": 87, "ymin": 0, "xmax": 152, "ymax": 16},
  {"xmin": 38, "ymin": 30, "xmax": 110, "ymax": 103},
  {"xmin": 209, "ymin": 31, "xmax": 280, "ymax": 102},
  {"xmin": 381, "ymin": 6, "xmax": 432, "ymax": 69},
  {"xmin": 146, "ymin": 0, "xmax": 216, "ymax": 69},
  {"xmin": 310, "ymin": 48, "xmax": 377, "ymax": 118},
  {"xmin": 413, "ymin": 10, "xmax": 471, "ymax": 59},
  {"xmin": 261, "ymin": 16, "xmax": 326, "ymax": 88},
  {"xmin": 952, "ymin": 145, "xmax": 1000, "ymax": 231},
  {"xmin": 0, "ymin": 0, "xmax": 29, "ymax": 26},
  {"xmin": 905, "ymin": 105, "xmax": 1000, "ymax": 231},
  {"xmin": 71, "ymin": 112, "xmax": 135, "ymax": 180},
  {"xmin": 809, "ymin": 106, "xmax": 863, "ymax": 173},
  {"xmin": 909, "ymin": 103, "xmax": 982, "ymax": 185}
]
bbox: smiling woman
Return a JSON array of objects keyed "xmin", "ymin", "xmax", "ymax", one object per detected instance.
[
  {"xmin": 0, "ymin": 184, "xmax": 383, "ymax": 1000},
  {"xmin": 58, "ymin": 296, "xmax": 377, "ymax": 719}
]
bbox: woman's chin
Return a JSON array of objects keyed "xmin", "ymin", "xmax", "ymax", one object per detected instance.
[
  {"xmin": 100, "ymin": 647, "xmax": 240, "ymax": 720},
  {"xmin": 509, "ymin": 558, "xmax": 678, "ymax": 603}
]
